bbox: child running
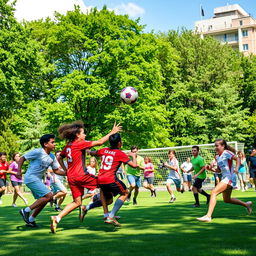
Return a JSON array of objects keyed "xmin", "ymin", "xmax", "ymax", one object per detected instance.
[
  {"xmin": 84, "ymin": 133, "xmax": 137, "ymax": 226},
  {"xmin": 8, "ymin": 152, "xmax": 28, "ymax": 207},
  {"xmin": 164, "ymin": 150, "xmax": 183, "ymax": 203},
  {"xmin": 50, "ymin": 121, "xmax": 121, "ymax": 233},
  {"xmin": 143, "ymin": 156, "xmax": 156, "ymax": 197},
  {"xmin": 197, "ymin": 139, "xmax": 252, "ymax": 222},
  {"xmin": 18, "ymin": 134, "xmax": 65, "ymax": 227},
  {"xmin": 0, "ymin": 152, "xmax": 9, "ymax": 205}
]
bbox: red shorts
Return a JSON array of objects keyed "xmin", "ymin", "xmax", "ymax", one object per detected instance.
[{"xmin": 68, "ymin": 174, "xmax": 98, "ymax": 200}]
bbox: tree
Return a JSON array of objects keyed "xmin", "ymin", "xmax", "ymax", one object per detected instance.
[
  {"xmin": 160, "ymin": 30, "xmax": 248, "ymax": 145},
  {"xmin": 0, "ymin": 0, "xmax": 53, "ymax": 118},
  {"xmin": 27, "ymin": 7, "xmax": 175, "ymax": 148}
]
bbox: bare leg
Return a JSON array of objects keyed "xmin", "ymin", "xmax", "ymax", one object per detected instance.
[
  {"xmin": 205, "ymin": 182, "xmax": 229, "ymax": 218},
  {"xmin": 12, "ymin": 190, "xmax": 18, "ymax": 204},
  {"xmin": 58, "ymin": 194, "xmax": 66, "ymax": 207},
  {"xmin": 134, "ymin": 187, "xmax": 139, "ymax": 199},
  {"xmin": 166, "ymin": 184, "xmax": 174, "ymax": 197},
  {"xmin": 222, "ymin": 187, "xmax": 248, "ymax": 207},
  {"xmin": 14, "ymin": 186, "xmax": 27, "ymax": 204},
  {"xmin": 100, "ymin": 190, "xmax": 109, "ymax": 215},
  {"xmin": 29, "ymin": 192, "xmax": 53, "ymax": 210},
  {"xmin": 30, "ymin": 192, "xmax": 53, "ymax": 218}
]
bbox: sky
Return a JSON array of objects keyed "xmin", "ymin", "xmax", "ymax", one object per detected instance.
[{"xmin": 14, "ymin": 0, "xmax": 256, "ymax": 32}]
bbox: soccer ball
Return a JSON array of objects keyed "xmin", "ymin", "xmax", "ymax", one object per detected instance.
[{"xmin": 120, "ymin": 87, "xmax": 138, "ymax": 104}]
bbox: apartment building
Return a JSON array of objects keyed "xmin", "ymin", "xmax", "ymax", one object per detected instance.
[{"xmin": 195, "ymin": 4, "xmax": 256, "ymax": 55}]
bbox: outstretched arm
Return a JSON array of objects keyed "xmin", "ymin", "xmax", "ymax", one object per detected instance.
[{"xmin": 91, "ymin": 123, "xmax": 122, "ymax": 147}]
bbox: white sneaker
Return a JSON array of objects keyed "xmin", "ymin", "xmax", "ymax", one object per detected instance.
[
  {"xmin": 12, "ymin": 204, "xmax": 17, "ymax": 207},
  {"xmin": 197, "ymin": 215, "xmax": 212, "ymax": 222},
  {"xmin": 241, "ymin": 188, "xmax": 245, "ymax": 192},
  {"xmin": 246, "ymin": 201, "xmax": 253, "ymax": 215},
  {"xmin": 0, "ymin": 199, "xmax": 2, "ymax": 205}
]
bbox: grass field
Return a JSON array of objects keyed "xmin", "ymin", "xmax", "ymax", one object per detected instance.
[{"xmin": 0, "ymin": 190, "xmax": 256, "ymax": 256}]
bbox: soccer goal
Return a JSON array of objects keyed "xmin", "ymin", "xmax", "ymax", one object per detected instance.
[{"xmin": 124, "ymin": 141, "xmax": 244, "ymax": 187}]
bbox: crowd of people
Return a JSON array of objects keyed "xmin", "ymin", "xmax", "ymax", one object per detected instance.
[{"xmin": 0, "ymin": 120, "xmax": 256, "ymax": 231}]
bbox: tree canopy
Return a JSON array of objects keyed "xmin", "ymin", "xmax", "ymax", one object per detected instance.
[{"xmin": 0, "ymin": 1, "xmax": 255, "ymax": 155}]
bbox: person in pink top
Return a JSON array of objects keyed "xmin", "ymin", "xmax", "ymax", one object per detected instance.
[
  {"xmin": 143, "ymin": 156, "xmax": 156, "ymax": 197},
  {"xmin": 8, "ymin": 153, "xmax": 28, "ymax": 207}
]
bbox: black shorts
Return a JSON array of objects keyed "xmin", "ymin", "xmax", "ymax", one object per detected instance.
[
  {"xmin": 11, "ymin": 181, "xmax": 22, "ymax": 187},
  {"xmin": 0, "ymin": 179, "xmax": 6, "ymax": 188},
  {"xmin": 99, "ymin": 180, "xmax": 127, "ymax": 199},
  {"xmin": 193, "ymin": 178, "xmax": 205, "ymax": 189},
  {"xmin": 250, "ymin": 169, "xmax": 256, "ymax": 178}
]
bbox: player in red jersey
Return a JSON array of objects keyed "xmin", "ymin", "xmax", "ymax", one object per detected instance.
[
  {"xmin": 82, "ymin": 133, "xmax": 137, "ymax": 226},
  {"xmin": 0, "ymin": 152, "xmax": 9, "ymax": 205},
  {"xmin": 50, "ymin": 121, "xmax": 121, "ymax": 233}
]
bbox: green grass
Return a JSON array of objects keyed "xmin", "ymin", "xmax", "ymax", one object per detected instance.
[{"xmin": 0, "ymin": 190, "xmax": 256, "ymax": 256}]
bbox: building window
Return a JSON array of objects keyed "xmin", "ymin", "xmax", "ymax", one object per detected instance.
[
  {"xmin": 242, "ymin": 30, "xmax": 248, "ymax": 37},
  {"xmin": 243, "ymin": 44, "xmax": 249, "ymax": 51},
  {"xmin": 239, "ymin": 20, "xmax": 243, "ymax": 26}
]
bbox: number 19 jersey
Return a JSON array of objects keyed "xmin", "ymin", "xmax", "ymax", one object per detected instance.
[
  {"xmin": 97, "ymin": 148, "xmax": 130, "ymax": 184},
  {"xmin": 60, "ymin": 139, "xmax": 93, "ymax": 178}
]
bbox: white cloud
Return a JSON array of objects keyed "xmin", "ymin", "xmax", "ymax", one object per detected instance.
[
  {"xmin": 113, "ymin": 2, "xmax": 145, "ymax": 18},
  {"xmin": 13, "ymin": 0, "xmax": 92, "ymax": 21}
]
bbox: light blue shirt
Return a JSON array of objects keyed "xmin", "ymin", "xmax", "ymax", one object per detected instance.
[{"xmin": 24, "ymin": 148, "xmax": 59, "ymax": 184}]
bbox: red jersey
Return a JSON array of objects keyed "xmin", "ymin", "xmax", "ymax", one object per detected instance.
[
  {"xmin": 0, "ymin": 161, "xmax": 9, "ymax": 180},
  {"xmin": 60, "ymin": 139, "xmax": 93, "ymax": 178},
  {"xmin": 97, "ymin": 148, "xmax": 130, "ymax": 184}
]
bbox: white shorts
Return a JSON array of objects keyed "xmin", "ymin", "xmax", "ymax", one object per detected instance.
[{"xmin": 221, "ymin": 176, "xmax": 232, "ymax": 186}]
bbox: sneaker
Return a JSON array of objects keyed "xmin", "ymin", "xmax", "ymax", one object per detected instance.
[
  {"xmin": 153, "ymin": 189, "xmax": 157, "ymax": 197},
  {"xmin": 79, "ymin": 205, "xmax": 88, "ymax": 222},
  {"xmin": 126, "ymin": 193, "xmax": 131, "ymax": 202},
  {"xmin": 150, "ymin": 190, "xmax": 154, "ymax": 197},
  {"xmin": 246, "ymin": 201, "xmax": 253, "ymax": 215},
  {"xmin": 133, "ymin": 198, "xmax": 137, "ymax": 205},
  {"xmin": 189, "ymin": 189, "xmax": 192, "ymax": 192},
  {"xmin": 241, "ymin": 188, "xmax": 245, "ymax": 192},
  {"xmin": 206, "ymin": 195, "xmax": 211, "ymax": 205},
  {"xmin": 197, "ymin": 215, "xmax": 212, "ymax": 222},
  {"xmin": 104, "ymin": 215, "xmax": 120, "ymax": 221},
  {"xmin": 169, "ymin": 197, "xmax": 176, "ymax": 203},
  {"xmin": 55, "ymin": 207, "xmax": 62, "ymax": 212},
  {"xmin": 26, "ymin": 221, "xmax": 38, "ymax": 228},
  {"xmin": 0, "ymin": 199, "xmax": 2, "ymax": 205},
  {"xmin": 104, "ymin": 217, "xmax": 121, "ymax": 227},
  {"xmin": 12, "ymin": 203, "xmax": 17, "ymax": 207},
  {"xmin": 192, "ymin": 204, "xmax": 200, "ymax": 208},
  {"xmin": 181, "ymin": 187, "xmax": 185, "ymax": 194},
  {"xmin": 19, "ymin": 208, "xmax": 30, "ymax": 224},
  {"xmin": 50, "ymin": 216, "xmax": 58, "ymax": 233}
]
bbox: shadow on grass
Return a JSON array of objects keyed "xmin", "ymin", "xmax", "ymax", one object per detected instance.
[{"xmin": 0, "ymin": 192, "xmax": 256, "ymax": 256}]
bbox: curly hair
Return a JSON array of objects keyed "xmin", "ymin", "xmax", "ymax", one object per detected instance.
[{"xmin": 58, "ymin": 121, "xmax": 84, "ymax": 141}]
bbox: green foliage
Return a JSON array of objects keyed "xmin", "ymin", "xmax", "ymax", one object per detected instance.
[
  {"xmin": 161, "ymin": 30, "xmax": 249, "ymax": 145},
  {"xmin": 0, "ymin": 1, "xmax": 255, "ymax": 153},
  {"xmin": 0, "ymin": 119, "xmax": 21, "ymax": 159}
]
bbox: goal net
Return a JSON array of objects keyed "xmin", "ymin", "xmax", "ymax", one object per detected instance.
[{"xmin": 124, "ymin": 141, "xmax": 244, "ymax": 187}]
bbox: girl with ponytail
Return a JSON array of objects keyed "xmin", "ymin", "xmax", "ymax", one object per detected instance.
[{"xmin": 197, "ymin": 139, "xmax": 252, "ymax": 222}]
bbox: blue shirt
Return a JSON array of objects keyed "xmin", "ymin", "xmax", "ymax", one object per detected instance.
[
  {"xmin": 238, "ymin": 160, "xmax": 247, "ymax": 173},
  {"xmin": 24, "ymin": 148, "xmax": 59, "ymax": 184}
]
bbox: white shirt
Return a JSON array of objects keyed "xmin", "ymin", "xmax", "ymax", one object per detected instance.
[
  {"xmin": 87, "ymin": 166, "xmax": 96, "ymax": 175},
  {"xmin": 216, "ymin": 150, "xmax": 234, "ymax": 178},
  {"xmin": 168, "ymin": 158, "xmax": 180, "ymax": 179},
  {"xmin": 181, "ymin": 161, "xmax": 193, "ymax": 173},
  {"xmin": 24, "ymin": 148, "xmax": 59, "ymax": 184}
]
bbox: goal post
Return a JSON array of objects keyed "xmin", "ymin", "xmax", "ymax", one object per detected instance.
[{"xmin": 124, "ymin": 141, "xmax": 244, "ymax": 187}]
